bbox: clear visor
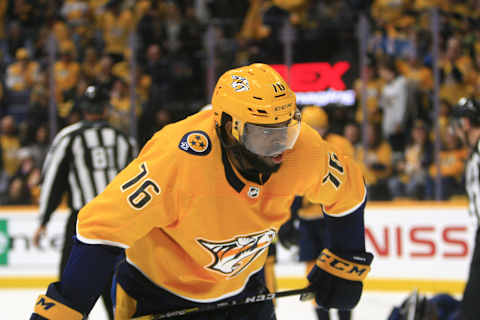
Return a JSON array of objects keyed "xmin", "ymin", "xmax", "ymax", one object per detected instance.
[{"xmin": 240, "ymin": 117, "xmax": 301, "ymax": 157}]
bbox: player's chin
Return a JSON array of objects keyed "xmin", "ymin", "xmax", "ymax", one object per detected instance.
[
  {"xmin": 260, "ymin": 154, "xmax": 283, "ymax": 170},
  {"xmin": 268, "ymin": 153, "xmax": 284, "ymax": 165}
]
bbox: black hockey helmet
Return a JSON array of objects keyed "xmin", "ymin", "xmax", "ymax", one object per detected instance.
[
  {"xmin": 79, "ymin": 85, "xmax": 110, "ymax": 115},
  {"xmin": 452, "ymin": 97, "xmax": 480, "ymax": 126}
]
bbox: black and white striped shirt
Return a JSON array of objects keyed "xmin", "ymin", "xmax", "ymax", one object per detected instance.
[
  {"xmin": 466, "ymin": 142, "xmax": 480, "ymax": 225},
  {"xmin": 39, "ymin": 120, "xmax": 137, "ymax": 226}
]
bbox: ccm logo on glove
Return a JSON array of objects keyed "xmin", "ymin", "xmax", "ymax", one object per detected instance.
[
  {"xmin": 304, "ymin": 249, "xmax": 374, "ymax": 310},
  {"xmin": 316, "ymin": 249, "xmax": 371, "ymax": 281}
]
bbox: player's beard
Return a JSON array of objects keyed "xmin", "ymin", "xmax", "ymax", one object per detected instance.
[{"xmin": 231, "ymin": 143, "xmax": 282, "ymax": 176}]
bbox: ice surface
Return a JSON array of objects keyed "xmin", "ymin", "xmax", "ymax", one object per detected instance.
[{"xmin": 2, "ymin": 288, "xmax": 408, "ymax": 320}]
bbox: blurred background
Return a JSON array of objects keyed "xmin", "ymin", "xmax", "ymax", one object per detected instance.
[{"xmin": 0, "ymin": 0, "xmax": 478, "ymax": 204}]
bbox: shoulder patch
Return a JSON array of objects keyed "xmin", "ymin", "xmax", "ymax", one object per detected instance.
[{"xmin": 178, "ymin": 131, "xmax": 212, "ymax": 156}]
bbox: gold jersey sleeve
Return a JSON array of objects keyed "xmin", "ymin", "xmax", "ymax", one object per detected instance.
[{"xmin": 295, "ymin": 124, "xmax": 366, "ymax": 218}]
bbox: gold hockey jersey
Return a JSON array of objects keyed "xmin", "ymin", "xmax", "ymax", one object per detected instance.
[{"xmin": 77, "ymin": 109, "xmax": 366, "ymax": 302}]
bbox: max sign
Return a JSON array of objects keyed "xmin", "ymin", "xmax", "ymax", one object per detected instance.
[{"xmin": 270, "ymin": 62, "xmax": 350, "ymax": 92}]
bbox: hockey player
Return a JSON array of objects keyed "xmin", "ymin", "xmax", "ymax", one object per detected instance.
[
  {"xmin": 32, "ymin": 85, "xmax": 136, "ymax": 320},
  {"xmin": 387, "ymin": 289, "xmax": 460, "ymax": 320},
  {"xmin": 451, "ymin": 97, "xmax": 480, "ymax": 320},
  {"xmin": 31, "ymin": 63, "xmax": 373, "ymax": 320}
]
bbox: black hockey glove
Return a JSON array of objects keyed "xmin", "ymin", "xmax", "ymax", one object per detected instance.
[
  {"xmin": 302, "ymin": 248, "xmax": 374, "ymax": 310},
  {"xmin": 277, "ymin": 217, "xmax": 300, "ymax": 249}
]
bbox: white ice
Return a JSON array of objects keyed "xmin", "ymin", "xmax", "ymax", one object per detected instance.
[{"xmin": 2, "ymin": 288, "xmax": 407, "ymax": 320}]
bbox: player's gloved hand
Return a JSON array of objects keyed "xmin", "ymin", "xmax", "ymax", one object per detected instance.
[
  {"xmin": 30, "ymin": 282, "xmax": 84, "ymax": 320},
  {"xmin": 301, "ymin": 248, "xmax": 374, "ymax": 310},
  {"xmin": 277, "ymin": 217, "xmax": 300, "ymax": 249}
]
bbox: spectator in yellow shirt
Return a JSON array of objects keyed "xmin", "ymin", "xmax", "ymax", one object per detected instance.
[
  {"xmin": 356, "ymin": 123, "xmax": 393, "ymax": 200},
  {"xmin": 60, "ymin": 0, "xmax": 93, "ymax": 43},
  {"xmin": 371, "ymin": 0, "xmax": 409, "ymax": 28},
  {"xmin": 6, "ymin": 48, "xmax": 39, "ymax": 92},
  {"xmin": 0, "ymin": 115, "xmax": 21, "ymax": 178},
  {"xmin": 80, "ymin": 46, "xmax": 99, "ymax": 83},
  {"xmin": 439, "ymin": 36, "xmax": 473, "ymax": 106},
  {"xmin": 428, "ymin": 128, "xmax": 467, "ymax": 200},
  {"xmin": 354, "ymin": 54, "xmax": 383, "ymax": 125},
  {"xmin": 54, "ymin": 42, "xmax": 80, "ymax": 103},
  {"xmin": 109, "ymin": 78, "xmax": 140, "ymax": 133},
  {"xmin": 99, "ymin": 0, "xmax": 134, "ymax": 63},
  {"xmin": 112, "ymin": 49, "xmax": 151, "ymax": 104},
  {"xmin": 389, "ymin": 120, "xmax": 433, "ymax": 200}
]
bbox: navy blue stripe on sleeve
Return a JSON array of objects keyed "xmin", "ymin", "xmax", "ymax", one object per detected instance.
[
  {"xmin": 55, "ymin": 237, "xmax": 124, "ymax": 314},
  {"xmin": 324, "ymin": 199, "xmax": 366, "ymax": 253}
]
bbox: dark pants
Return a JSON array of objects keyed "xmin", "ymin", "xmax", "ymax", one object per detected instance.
[
  {"xmin": 316, "ymin": 308, "xmax": 351, "ymax": 320},
  {"xmin": 60, "ymin": 210, "xmax": 114, "ymax": 320},
  {"xmin": 114, "ymin": 261, "xmax": 276, "ymax": 319},
  {"xmin": 460, "ymin": 227, "xmax": 480, "ymax": 320}
]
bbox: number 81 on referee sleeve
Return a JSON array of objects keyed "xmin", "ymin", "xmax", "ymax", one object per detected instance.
[{"xmin": 120, "ymin": 162, "xmax": 161, "ymax": 210}]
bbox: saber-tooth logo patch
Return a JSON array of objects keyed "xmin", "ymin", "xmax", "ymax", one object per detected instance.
[
  {"xmin": 197, "ymin": 229, "xmax": 276, "ymax": 277},
  {"xmin": 231, "ymin": 75, "xmax": 249, "ymax": 92}
]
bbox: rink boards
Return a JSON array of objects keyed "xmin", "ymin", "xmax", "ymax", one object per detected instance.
[{"xmin": 0, "ymin": 202, "xmax": 475, "ymax": 294}]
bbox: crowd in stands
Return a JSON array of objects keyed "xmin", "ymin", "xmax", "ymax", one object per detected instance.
[{"xmin": 0, "ymin": 0, "xmax": 479, "ymax": 205}]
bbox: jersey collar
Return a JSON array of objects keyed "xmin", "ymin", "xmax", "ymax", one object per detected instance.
[
  {"xmin": 220, "ymin": 143, "xmax": 245, "ymax": 193},
  {"xmin": 220, "ymin": 142, "xmax": 272, "ymax": 193}
]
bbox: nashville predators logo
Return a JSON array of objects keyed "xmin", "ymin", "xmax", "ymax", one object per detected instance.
[
  {"xmin": 178, "ymin": 131, "xmax": 212, "ymax": 156},
  {"xmin": 197, "ymin": 229, "xmax": 276, "ymax": 277},
  {"xmin": 231, "ymin": 75, "xmax": 249, "ymax": 92},
  {"xmin": 187, "ymin": 133, "xmax": 209, "ymax": 152}
]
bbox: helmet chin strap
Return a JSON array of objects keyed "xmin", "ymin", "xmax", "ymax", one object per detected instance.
[{"xmin": 216, "ymin": 126, "xmax": 281, "ymax": 178}]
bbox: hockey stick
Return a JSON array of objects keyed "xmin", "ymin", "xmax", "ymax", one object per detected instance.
[{"xmin": 139, "ymin": 286, "xmax": 315, "ymax": 319}]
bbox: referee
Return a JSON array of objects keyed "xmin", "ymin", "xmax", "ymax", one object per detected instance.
[
  {"xmin": 452, "ymin": 97, "xmax": 480, "ymax": 320},
  {"xmin": 32, "ymin": 85, "xmax": 137, "ymax": 320}
]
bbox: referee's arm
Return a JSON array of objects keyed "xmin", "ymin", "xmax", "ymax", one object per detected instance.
[{"xmin": 33, "ymin": 135, "xmax": 71, "ymax": 246}]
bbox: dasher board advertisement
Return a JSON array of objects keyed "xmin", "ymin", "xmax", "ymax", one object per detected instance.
[
  {"xmin": 0, "ymin": 210, "xmax": 68, "ymax": 276},
  {"xmin": 365, "ymin": 205, "xmax": 476, "ymax": 280}
]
